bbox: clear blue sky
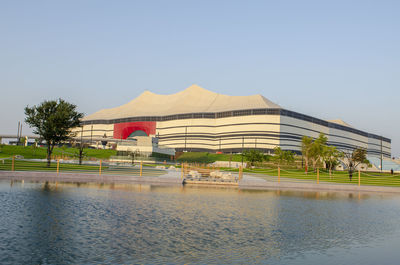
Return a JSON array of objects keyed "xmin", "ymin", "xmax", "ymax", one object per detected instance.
[{"xmin": 1, "ymin": 0, "xmax": 399, "ymax": 156}]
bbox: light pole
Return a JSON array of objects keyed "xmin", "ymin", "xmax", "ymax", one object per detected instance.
[
  {"xmin": 380, "ymin": 138, "xmax": 383, "ymax": 172},
  {"xmin": 241, "ymin": 136, "xmax": 244, "ymax": 166},
  {"xmin": 17, "ymin": 121, "xmax": 20, "ymax": 146},
  {"xmin": 90, "ymin": 124, "xmax": 93, "ymax": 146},
  {"xmin": 184, "ymin": 126, "xmax": 187, "ymax": 151}
]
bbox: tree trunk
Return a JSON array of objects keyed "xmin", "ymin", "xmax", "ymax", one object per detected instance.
[
  {"xmin": 46, "ymin": 143, "xmax": 52, "ymax": 167},
  {"xmin": 348, "ymin": 168, "xmax": 353, "ymax": 181},
  {"xmin": 304, "ymin": 157, "xmax": 308, "ymax": 174},
  {"xmin": 312, "ymin": 160, "xmax": 317, "ymax": 172},
  {"xmin": 79, "ymin": 148, "xmax": 83, "ymax": 165},
  {"xmin": 348, "ymin": 161, "xmax": 354, "ymax": 181}
]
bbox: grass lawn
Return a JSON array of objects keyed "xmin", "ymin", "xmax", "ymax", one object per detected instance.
[
  {"xmin": 171, "ymin": 160, "xmax": 400, "ymax": 187},
  {"xmin": 177, "ymin": 152, "xmax": 244, "ymax": 163},
  {"xmin": 0, "ymin": 153, "xmax": 12, "ymax": 158},
  {"xmin": 0, "ymin": 145, "xmax": 117, "ymax": 160},
  {"xmin": 0, "ymin": 159, "xmax": 166, "ymax": 177},
  {"xmin": 0, "ymin": 159, "xmax": 102, "ymax": 172},
  {"xmin": 2, "ymin": 147, "xmax": 399, "ymax": 187},
  {"xmin": 222, "ymin": 167, "xmax": 400, "ymax": 187}
]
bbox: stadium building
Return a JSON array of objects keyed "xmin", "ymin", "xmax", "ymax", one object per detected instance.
[{"xmin": 78, "ymin": 85, "xmax": 391, "ymax": 158}]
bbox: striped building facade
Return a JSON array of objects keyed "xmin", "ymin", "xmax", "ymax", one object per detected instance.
[{"xmin": 77, "ymin": 85, "xmax": 391, "ymax": 158}]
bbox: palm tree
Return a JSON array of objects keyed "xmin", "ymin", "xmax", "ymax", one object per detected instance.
[{"xmin": 301, "ymin": 136, "xmax": 313, "ymax": 173}]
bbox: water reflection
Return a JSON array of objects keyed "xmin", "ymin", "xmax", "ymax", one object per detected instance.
[
  {"xmin": 0, "ymin": 181, "xmax": 400, "ymax": 264},
  {"xmin": 21, "ymin": 181, "xmax": 391, "ymax": 202}
]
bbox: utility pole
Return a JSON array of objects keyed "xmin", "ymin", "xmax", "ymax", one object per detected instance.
[
  {"xmin": 380, "ymin": 138, "xmax": 383, "ymax": 172},
  {"xmin": 78, "ymin": 126, "xmax": 84, "ymax": 165},
  {"xmin": 184, "ymin": 126, "xmax": 187, "ymax": 151},
  {"xmin": 241, "ymin": 136, "xmax": 244, "ymax": 166},
  {"xmin": 17, "ymin": 121, "xmax": 20, "ymax": 146},
  {"xmin": 80, "ymin": 126, "xmax": 83, "ymax": 145},
  {"xmin": 90, "ymin": 124, "xmax": 93, "ymax": 146}
]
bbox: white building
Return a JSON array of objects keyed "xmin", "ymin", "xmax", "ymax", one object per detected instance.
[
  {"xmin": 116, "ymin": 136, "xmax": 175, "ymax": 157},
  {"xmin": 75, "ymin": 85, "xmax": 391, "ymax": 158}
]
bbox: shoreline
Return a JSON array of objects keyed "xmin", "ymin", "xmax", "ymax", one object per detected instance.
[
  {"xmin": 0, "ymin": 170, "xmax": 182, "ymax": 186},
  {"xmin": 2, "ymin": 170, "xmax": 400, "ymax": 194}
]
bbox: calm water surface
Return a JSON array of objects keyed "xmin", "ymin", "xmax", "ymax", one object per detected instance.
[{"xmin": 1, "ymin": 181, "xmax": 400, "ymax": 264}]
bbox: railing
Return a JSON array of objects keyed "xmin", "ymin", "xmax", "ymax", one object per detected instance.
[
  {"xmin": 2, "ymin": 156, "xmax": 400, "ymax": 187},
  {"xmin": 0, "ymin": 156, "xmax": 166, "ymax": 177},
  {"xmin": 177, "ymin": 162, "xmax": 400, "ymax": 187},
  {"xmin": 0, "ymin": 156, "xmax": 102, "ymax": 174},
  {"xmin": 238, "ymin": 166, "xmax": 400, "ymax": 187}
]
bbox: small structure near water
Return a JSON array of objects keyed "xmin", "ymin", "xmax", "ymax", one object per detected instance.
[{"xmin": 182, "ymin": 163, "xmax": 243, "ymax": 186}]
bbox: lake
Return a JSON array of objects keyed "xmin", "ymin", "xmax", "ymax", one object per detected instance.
[{"xmin": 1, "ymin": 181, "xmax": 400, "ymax": 264}]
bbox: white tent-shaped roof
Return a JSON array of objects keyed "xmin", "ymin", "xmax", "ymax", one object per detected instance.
[
  {"xmin": 83, "ymin": 84, "xmax": 281, "ymax": 121},
  {"xmin": 327, "ymin": 119, "xmax": 353, "ymax": 128}
]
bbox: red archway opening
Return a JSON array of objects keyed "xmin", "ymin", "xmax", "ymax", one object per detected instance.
[{"xmin": 113, "ymin": 121, "xmax": 156, "ymax": 139}]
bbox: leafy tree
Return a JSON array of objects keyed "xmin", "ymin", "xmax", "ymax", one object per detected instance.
[
  {"xmin": 19, "ymin": 137, "xmax": 26, "ymax": 146},
  {"xmin": 283, "ymin": 150, "xmax": 295, "ymax": 164},
  {"xmin": 25, "ymin": 99, "xmax": 83, "ymax": 167},
  {"xmin": 341, "ymin": 148, "xmax": 368, "ymax": 181},
  {"xmin": 30, "ymin": 141, "xmax": 38, "ymax": 156},
  {"xmin": 75, "ymin": 142, "xmax": 88, "ymax": 165},
  {"xmin": 61, "ymin": 144, "xmax": 68, "ymax": 152},
  {"xmin": 309, "ymin": 133, "xmax": 328, "ymax": 171},
  {"xmin": 322, "ymin": 145, "xmax": 343, "ymax": 177},
  {"xmin": 301, "ymin": 136, "xmax": 313, "ymax": 173},
  {"xmin": 129, "ymin": 150, "xmax": 141, "ymax": 165},
  {"xmin": 243, "ymin": 149, "xmax": 264, "ymax": 167},
  {"xmin": 273, "ymin": 147, "xmax": 284, "ymax": 166},
  {"xmin": 273, "ymin": 147, "xmax": 295, "ymax": 166}
]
